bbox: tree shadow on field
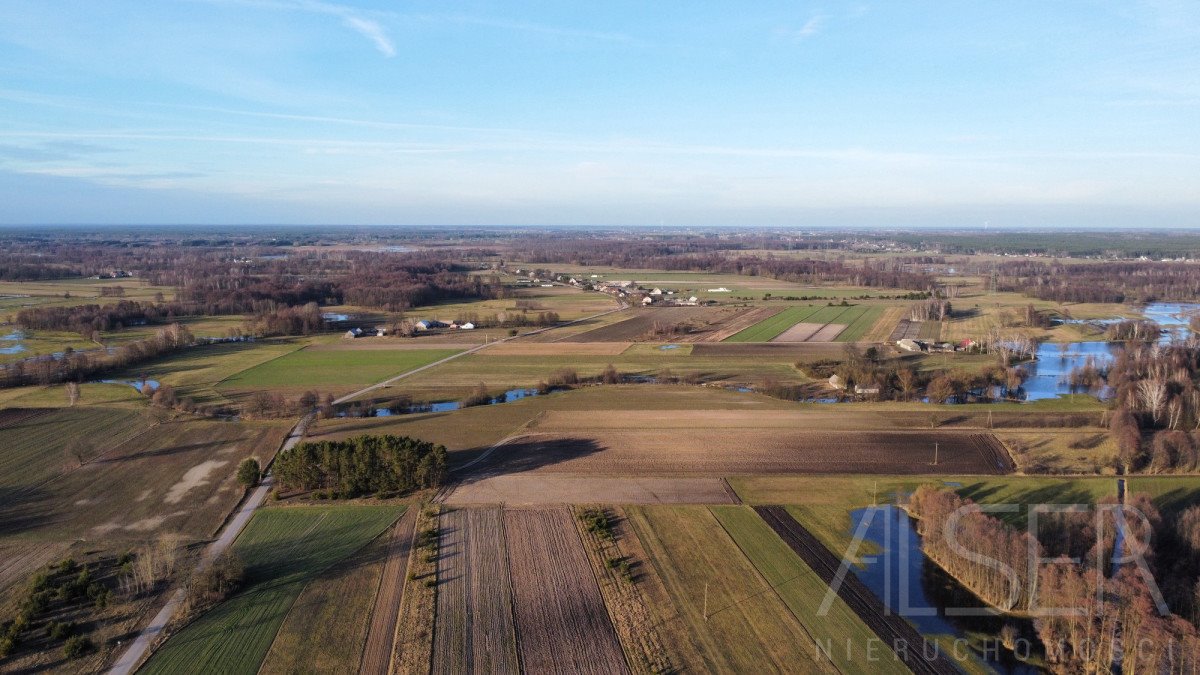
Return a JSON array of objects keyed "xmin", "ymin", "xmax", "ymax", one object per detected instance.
[
  {"xmin": 448, "ymin": 437, "xmax": 605, "ymax": 486},
  {"xmin": 0, "ymin": 486, "xmax": 57, "ymax": 537},
  {"xmin": 309, "ymin": 412, "xmax": 452, "ymax": 439}
]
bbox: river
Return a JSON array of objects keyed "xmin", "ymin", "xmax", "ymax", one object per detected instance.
[{"xmin": 849, "ymin": 505, "xmax": 1040, "ymax": 673}]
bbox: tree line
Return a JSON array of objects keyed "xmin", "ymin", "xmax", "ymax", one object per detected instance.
[{"xmin": 273, "ymin": 434, "xmax": 447, "ymax": 498}]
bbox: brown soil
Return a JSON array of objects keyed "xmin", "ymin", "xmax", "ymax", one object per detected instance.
[
  {"xmin": 754, "ymin": 506, "xmax": 960, "ymax": 675},
  {"xmin": 0, "ymin": 407, "xmax": 51, "ymax": 430},
  {"xmin": 561, "ymin": 307, "xmax": 751, "ymax": 343},
  {"xmin": 358, "ymin": 508, "xmax": 416, "ymax": 675},
  {"xmin": 480, "ymin": 342, "xmax": 633, "ymax": 356},
  {"xmin": 431, "ymin": 507, "xmax": 520, "ymax": 673},
  {"xmin": 445, "ymin": 476, "xmax": 738, "ymax": 505},
  {"xmin": 689, "ymin": 342, "xmax": 850, "ymax": 358},
  {"xmin": 701, "ymin": 306, "xmax": 784, "ymax": 342},
  {"xmin": 504, "ymin": 508, "xmax": 630, "ymax": 674},
  {"xmin": 474, "ymin": 430, "xmax": 1015, "ymax": 477}
]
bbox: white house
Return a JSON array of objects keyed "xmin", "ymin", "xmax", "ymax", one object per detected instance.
[{"xmin": 649, "ymin": 288, "xmax": 663, "ymax": 296}]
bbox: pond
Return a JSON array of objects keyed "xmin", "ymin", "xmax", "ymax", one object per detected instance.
[
  {"xmin": 1017, "ymin": 340, "xmax": 1119, "ymax": 401},
  {"xmin": 0, "ymin": 330, "xmax": 26, "ymax": 355},
  {"xmin": 342, "ymin": 387, "xmax": 547, "ymax": 417},
  {"xmin": 849, "ymin": 505, "xmax": 1039, "ymax": 673},
  {"xmin": 321, "ymin": 312, "xmax": 352, "ymax": 322},
  {"xmin": 97, "ymin": 379, "xmax": 161, "ymax": 392},
  {"xmin": 1016, "ymin": 302, "xmax": 1200, "ymax": 402}
]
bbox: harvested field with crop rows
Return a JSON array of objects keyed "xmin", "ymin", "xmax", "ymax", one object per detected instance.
[
  {"xmin": 432, "ymin": 507, "xmax": 520, "ymax": 674},
  {"xmin": 504, "ymin": 508, "xmax": 629, "ymax": 674},
  {"xmin": 358, "ymin": 509, "xmax": 417, "ymax": 675},
  {"xmin": 561, "ymin": 306, "xmax": 753, "ymax": 342},
  {"xmin": 477, "ymin": 430, "xmax": 1015, "ymax": 477}
]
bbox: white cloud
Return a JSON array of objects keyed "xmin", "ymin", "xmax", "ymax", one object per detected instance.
[
  {"xmin": 342, "ymin": 16, "xmax": 395, "ymax": 57},
  {"xmin": 777, "ymin": 14, "xmax": 823, "ymax": 42}
]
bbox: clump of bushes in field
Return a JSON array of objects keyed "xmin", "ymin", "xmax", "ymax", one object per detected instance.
[
  {"xmin": 0, "ymin": 555, "xmax": 121, "ymax": 662},
  {"xmin": 274, "ymin": 434, "xmax": 447, "ymax": 498},
  {"xmin": 578, "ymin": 508, "xmax": 614, "ymax": 541}
]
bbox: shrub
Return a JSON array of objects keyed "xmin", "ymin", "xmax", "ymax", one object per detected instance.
[
  {"xmin": 236, "ymin": 457, "xmax": 261, "ymax": 488},
  {"xmin": 62, "ymin": 635, "xmax": 93, "ymax": 659}
]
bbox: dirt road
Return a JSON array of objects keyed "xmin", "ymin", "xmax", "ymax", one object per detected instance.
[{"xmin": 108, "ymin": 301, "xmax": 627, "ymax": 674}]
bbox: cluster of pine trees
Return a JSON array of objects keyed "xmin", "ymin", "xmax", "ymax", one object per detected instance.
[{"xmin": 273, "ymin": 434, "xmax": 447, "ymax": 498}]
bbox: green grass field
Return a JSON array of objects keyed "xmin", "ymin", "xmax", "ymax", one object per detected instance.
[
  {"xmin": 723, "ymin": 305, "xmax": 823, "ymax": 342},
  {"xmin": 835, "ymin": 305, "xmax": 885, "ymax": 342},
  {"xmin": 711, "ymin": 506, "xmax": 905, "ymax": 675},
  {"xmin": 626, "ymin": 506, "xmax": 836, "ymax": 673},
  {"xmin": 730, "ymin": 475, "xmax": 1117, "ymax": 554},
  {"xmin": 722, "ymin": 303, "xmax": 886, "ymax": 343},
  {"xmin": 1127, "ymin": 477, "xmax": 1200, "ymax": 519},
  {"xmin": 142, "ymin": 504, "xmax": 404, "ymax": 675},
  {"xmin": 218, "ymin": 347, "xmax": 462, "ymax": 389}
]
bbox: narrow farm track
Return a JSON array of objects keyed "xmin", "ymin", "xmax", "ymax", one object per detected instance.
[
  {"xmin": 754, "ymin": 506, "xmax": 959, "ymax": 675},
  {"xmin": 432, "ymin": 507, "xmax": 520, "ymax": 674},
  {"xmin": 111, "ymin": 300, "xmax": 627, "ymax": 674},
  {"xmin": 359, "ymin": 508, "xmax": 417, "ymax": 675},
  {"xmin": 504, "ymin": 508, "xmax": 630, "ymax": 675}
]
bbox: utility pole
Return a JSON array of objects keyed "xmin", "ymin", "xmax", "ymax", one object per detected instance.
[
  {"xmin": 873, "ymin": 480, "xmax": 878, "ymax": 506},
  {"xmin": 703, "ymin": 583, "xmax": 709, "ymax": 622},
  {"xmin": 934, "ymin": 442, "xmax": 939, "ymax": 466}
]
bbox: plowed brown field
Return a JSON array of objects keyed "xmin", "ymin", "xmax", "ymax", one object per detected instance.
[
  {"xmin": 476, "ymin": 430, "xmax": 1014, "ymax": 476},
  {"xmin": 561, "ymin": 307, "xmax": 751, "ymax": 342},
  {"xmin": 431, "ymin": 507, "xmax": 520, "ymax": 674},
  {"xmin": 358, "ymin": 509, "xmax": 416, "ymax": 675},
  {"xmin": 504, "ymin": 508, "xmax": 630, "ymax": 674}
]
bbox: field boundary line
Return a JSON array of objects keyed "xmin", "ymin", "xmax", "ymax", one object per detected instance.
[
  {"xmin": 357, "ymin": 508, "xmax": 417, "ymax": 675},
  {"xmin": 569, "ymin": 506, "xmax": 642, "ymax": 674},
  {"xmin": 708, "ymin": 507, "xmax": 839, "ymax": 674},
  {"xmin": 498, "ymin": 507, "xmax": 525, "ymax": 674},
  {"xmin": 209, "ymin": 339, "xmax": 310, "ymax": 390}
]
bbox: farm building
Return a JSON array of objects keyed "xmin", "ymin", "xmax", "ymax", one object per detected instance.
[
  {"xmin": 707, "ymin": 287, "xmax": 731, "ymax": 292},
  {"xmin": 896, "ymin": 338, "xmax": 924, "ymax": 352},
  {"xmin": 415, "ymin": 319, "xmax": 449, "ymax": 331},
  {"xmin": 343, "ymin": 328, "xmax": 364, "ymax": 339},
  {"xmin": 828, "ymin": 374, "xmax": 845, "ymax": 389},
  {"xmin": 854, "ymin": 383, "xmax": 881, "ymax": 395}
]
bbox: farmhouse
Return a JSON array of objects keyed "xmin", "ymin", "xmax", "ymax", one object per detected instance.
[{"xmin": 415, "ymin": 319, "xmax": 449, "ymax": 331}]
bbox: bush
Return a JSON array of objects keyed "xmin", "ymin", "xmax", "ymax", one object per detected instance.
[
  {"xmin": 236, "ymin": 457, "xmax": 261, "ymax": 488},
  {"xmin": 62, "ymin": 635, "xmax": 93, "ymax": 659},
  {"xmin": 46, "ymin": 621, "xmax": 74, "ymax": 641}
]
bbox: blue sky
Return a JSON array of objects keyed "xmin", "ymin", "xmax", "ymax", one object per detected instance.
[{"xmin": 0, "ymin": 1, "xmax": 1198, "ymax": 227}]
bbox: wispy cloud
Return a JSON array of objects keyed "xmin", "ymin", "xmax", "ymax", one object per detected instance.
[
  {"xmin": 342, "ymin": 16, "xmax": 395, "ymax": 57},
  {"xmin": 776, "ymin": 14, "xmax": 824, "ymax": 42},
  {"xmin": 188, "ymin": 0, "xmax": 397, "ymax": 57},
  {"xmin": 440, "ymin": 14, "xmax": 633, "ymax": 44}
]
